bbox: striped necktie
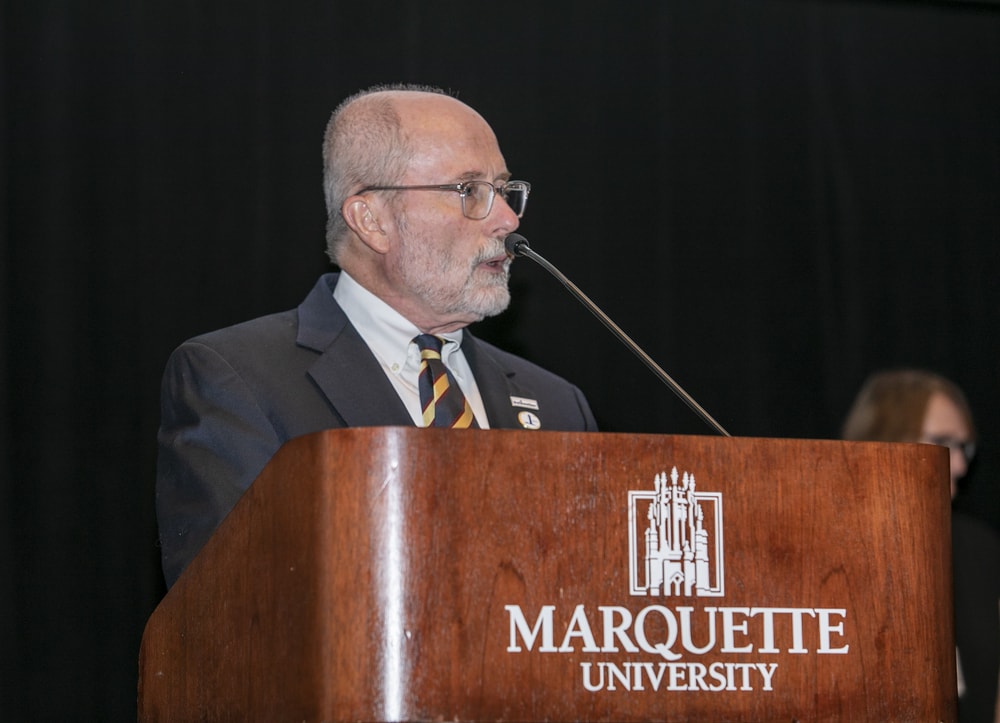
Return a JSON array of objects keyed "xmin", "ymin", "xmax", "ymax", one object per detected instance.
[{"xmin": 414, "ymin": 334, "xmax": 478, "ymax": 429}]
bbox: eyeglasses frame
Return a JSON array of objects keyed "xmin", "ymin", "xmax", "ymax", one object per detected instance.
[
  {"xmin": 921, "ymin": 434, "xmax": 977, "ymax": 463},
  {"xmin": 356, "ymin": 179, "xmax": 530, "ymax": 220}
]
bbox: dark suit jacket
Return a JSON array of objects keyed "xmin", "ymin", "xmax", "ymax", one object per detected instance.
[
  {"xmin": 156, "ymin": 272, "xmax": 598, "ymax": 587},
  {"xmin": 952, "ymin": 510, "xmax": 1000, "ymax": 722}
]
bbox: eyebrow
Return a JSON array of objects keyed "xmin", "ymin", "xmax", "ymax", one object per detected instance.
[{"xmin": 456, "ymin": 170, "xmax": 512, "ymax": 183}]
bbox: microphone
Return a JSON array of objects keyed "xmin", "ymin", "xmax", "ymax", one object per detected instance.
[{"xmin": 504, "ymin": 233, "xmax": 731, "ymax": 437}]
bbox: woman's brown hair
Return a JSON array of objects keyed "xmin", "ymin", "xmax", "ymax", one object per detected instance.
[{"xmin": 841, "ymin": 369, "xmax": 976, "ymax": 443}]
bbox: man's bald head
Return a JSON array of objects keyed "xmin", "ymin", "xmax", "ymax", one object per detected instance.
[{"xmin": 322, "ymin": 84, "xmax": 461, "ymax": 263}]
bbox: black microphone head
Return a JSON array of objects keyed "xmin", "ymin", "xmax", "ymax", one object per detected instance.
[{"xmin": 504, "ymin": 233, "xmax": 529, "ymax": 257}]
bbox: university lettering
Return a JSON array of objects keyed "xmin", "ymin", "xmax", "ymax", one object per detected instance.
[
  {"xmin": 580, "ymin": 661, "xmax": 779, "ymax": 692},
  {"xmin": 505, "ymin": 604, "xmax": 849, "ymax": 659}
]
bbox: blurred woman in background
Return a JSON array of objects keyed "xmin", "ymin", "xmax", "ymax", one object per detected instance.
[{"xmin": 843, "ymin": 369, "xmax": 999, "ymax": 723}]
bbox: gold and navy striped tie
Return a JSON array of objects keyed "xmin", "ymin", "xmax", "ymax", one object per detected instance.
[{"xmin": 414, "ymin": 334, "xmax": 478, "ymax": 429}]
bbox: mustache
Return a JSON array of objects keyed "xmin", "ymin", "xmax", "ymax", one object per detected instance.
[{"xmin": 471, "ymin": 239, "xmax": 510, "ymax": 266}]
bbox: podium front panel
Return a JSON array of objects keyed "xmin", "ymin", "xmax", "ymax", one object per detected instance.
[{"xmin": 139, "ymin": 428, "xmax": 955, "ymax": 722}]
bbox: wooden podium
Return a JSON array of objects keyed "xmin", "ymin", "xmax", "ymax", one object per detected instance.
[{"xmin": 138, "ymin": 428, "xmax": 956, "ymax": 722}]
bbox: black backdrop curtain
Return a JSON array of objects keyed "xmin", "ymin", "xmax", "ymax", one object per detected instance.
[{"xmin": 2, "ymin": 0, "xmax": 999, "ymax": 718}]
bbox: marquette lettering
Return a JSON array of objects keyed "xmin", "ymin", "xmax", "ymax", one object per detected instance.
[{"xmin": 505, "ymin": 604, "xmax": 849, "ymax": 658}]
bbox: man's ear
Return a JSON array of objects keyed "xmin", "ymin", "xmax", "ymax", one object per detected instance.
[{"xmin": 341, "ymin": 196, "xmax": 390, "ymax": 254}]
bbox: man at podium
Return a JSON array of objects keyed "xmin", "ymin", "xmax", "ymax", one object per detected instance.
[{"xmin": 155, "ymin": 84, "xmax": 597, "ymax": 588}]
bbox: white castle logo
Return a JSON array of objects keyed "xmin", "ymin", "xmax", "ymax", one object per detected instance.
[{"xmin": 628, "ymin": 467, "xmax": 724, "ymax": 597}]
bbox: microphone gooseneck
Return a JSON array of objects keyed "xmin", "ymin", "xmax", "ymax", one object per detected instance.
[{"xmin": 504, "ymin": 233, "xmax": 731, "ymax": 437}]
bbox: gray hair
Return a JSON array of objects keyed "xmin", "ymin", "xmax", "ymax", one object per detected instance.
[{"xmin": 322, "ymin": 83, "xmax": 447, "ymax": 264}]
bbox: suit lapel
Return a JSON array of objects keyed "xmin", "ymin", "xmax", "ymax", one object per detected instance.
[
  {"xmin": 296, "ymin": 274, "xmax": 414, "ymax": 428},
  {"xmin": 308, "ymin": 331, "xmax": 414, "ymax": 427},
  {"xmin": 462, "ymin": 333, "xmax": 530, "ymax": 430}
]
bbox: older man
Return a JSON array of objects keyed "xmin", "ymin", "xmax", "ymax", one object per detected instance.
[{"xmin": 155, "ymin": 84, "xmax": 597, "ymax": 588}]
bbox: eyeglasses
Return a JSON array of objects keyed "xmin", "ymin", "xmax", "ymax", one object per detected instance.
[
  {"xmin": 357, "ymin": 179, "xmax": 530, "ymax": 220},
  {"xmin": 921, "ymin": 435, "xmax": 977, "ymax": 463}
]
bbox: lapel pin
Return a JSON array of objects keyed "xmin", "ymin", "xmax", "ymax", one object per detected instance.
[{"xmin": 517, "ymin": 411, "xmax": 542, "ymax": 430}]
